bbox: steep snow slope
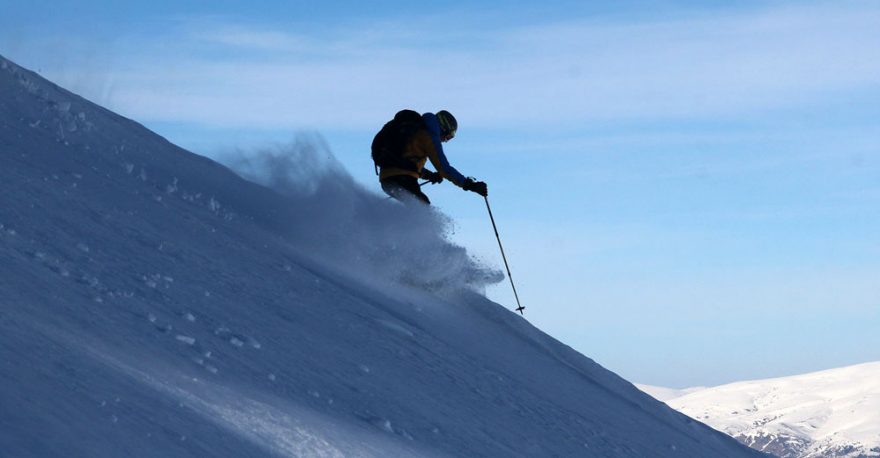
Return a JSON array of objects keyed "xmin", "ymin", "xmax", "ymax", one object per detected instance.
[
  {"xmin": 0, "ymin": 54, "xmax": 764, "ymax": 457},
  {"xmin": 662, "ymin": 362, "xmax": 880, "ymax": 458}
]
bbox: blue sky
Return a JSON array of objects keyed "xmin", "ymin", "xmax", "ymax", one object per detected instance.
[{"xmin": 2, "ymin": 0, "xmax": 878, "ymax": 387}]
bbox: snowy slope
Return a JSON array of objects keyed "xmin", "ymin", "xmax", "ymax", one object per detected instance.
[
  {"xmin": 0, "ymin": 53, "xmax": 764, "ymax": 457},
  {"xmin": 660, "ymin": 362, "xmax": 880, "ymax": 458}
]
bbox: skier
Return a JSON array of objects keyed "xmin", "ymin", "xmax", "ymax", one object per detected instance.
[{"xmin": 372, "ymin": 110, "xmax": 488, "ymax": 205}]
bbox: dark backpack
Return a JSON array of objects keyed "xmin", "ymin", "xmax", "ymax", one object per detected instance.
[{"xmin": 371, "ymin": 109, "xmax": 425, "ymax": 174}]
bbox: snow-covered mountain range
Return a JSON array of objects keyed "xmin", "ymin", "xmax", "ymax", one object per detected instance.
[
  {"xmin": 640, "ymin": 362, "xmax": 880, "ymax": 458},
  {"xmin": 636, "ymin": 384, "xmax": 707, "ymax": 403},
  {"xmin": 0, "ymin": 53, "xmax": 765, "ymax": 457}
]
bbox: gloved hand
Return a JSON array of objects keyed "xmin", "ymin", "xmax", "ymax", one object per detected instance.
[
  {"xmin": 463, "ymin": 178, "xmax": 488, "ymax": 197},
  {"xmin": 421, "ymin": 169, "xmax": 444, "ymax": 184}
]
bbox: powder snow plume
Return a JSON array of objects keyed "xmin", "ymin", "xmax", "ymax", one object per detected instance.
[{"xmin": 220, "ymin": 135, "xmax": 504, "ymax": 294}]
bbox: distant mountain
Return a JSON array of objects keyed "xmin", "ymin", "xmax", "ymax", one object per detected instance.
[
  {"xmin": 642, "ymin": 363, "xmax": 880, "ymax": 458},
  {"xmin": 636, "ymin": 384, "xmax": 707, "ymax": 402},
  {"xmin": 0, "ymin": 53, "xmax": 765, "ymax": 457}
]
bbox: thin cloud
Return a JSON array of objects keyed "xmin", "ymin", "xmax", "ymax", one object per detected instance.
[
  {"xmin": 28, "ymin": 2, "xmax": 880, "ymax": 130},
  {"xmin": 192, "ymin": 26, "xmax": 310, "ymax": 52}
]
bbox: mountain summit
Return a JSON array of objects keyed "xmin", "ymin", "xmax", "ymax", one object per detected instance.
[
  {"xmin": 658, "ymin": 362, "xmax": 880, "ymax": 458},
  {"xmin": 0, "ymin": 54, "xmax": 764, "ymax": 457}
]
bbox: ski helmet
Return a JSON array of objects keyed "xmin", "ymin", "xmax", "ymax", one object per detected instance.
[{"xmin": 436, "ymin": 110, "xmax": 458, "ymax": 138}]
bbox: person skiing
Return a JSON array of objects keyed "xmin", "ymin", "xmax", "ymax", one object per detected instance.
[{"xmin": 372, "ymin": 109, "xmax": 488, "ymax": 205}]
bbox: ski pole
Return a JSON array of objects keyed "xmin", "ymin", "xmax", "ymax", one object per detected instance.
[{"xmin": 484, "ymin": 196, "xmax": 525, "ymax": 315}]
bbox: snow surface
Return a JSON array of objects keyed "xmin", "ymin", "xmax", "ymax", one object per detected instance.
[
  {"xmin": 0, "ymin": 54, "xmax": 764, "ymax": 457},
  {"xmin": 654, "ymin": 362, "xmax": 880, "ymax": 458}
]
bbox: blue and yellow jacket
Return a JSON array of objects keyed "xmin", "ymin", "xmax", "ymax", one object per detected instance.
[{"xmin": 378, "ymin": 112, "xmax": 468, "ymax": 188}]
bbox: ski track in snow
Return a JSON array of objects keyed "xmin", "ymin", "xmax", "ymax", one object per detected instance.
[
  {"xmin": 33, "ymin": 319, "xmax": 442, "ymax": 458},
  {"xmin": 100, "ymin": 353, "xmax": 350, "ymax": 458},
  {"xmin": 108, "ymin": 360, "xmax": 409, "ymax": 458}
]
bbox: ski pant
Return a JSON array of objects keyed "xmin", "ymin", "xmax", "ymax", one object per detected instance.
[{"xmin": 380, "ymin": 175, "xmax": 430, "ymax": 205}]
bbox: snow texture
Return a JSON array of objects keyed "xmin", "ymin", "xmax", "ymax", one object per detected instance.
[
  {"xmin": 653, "ymin": 362, "xmax": 880, "ymax": 458},
  {"xmin": 0, "ymin": 53, "xmax": 765, "ymax": 457}
]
